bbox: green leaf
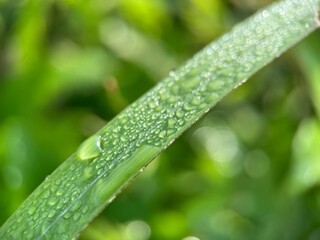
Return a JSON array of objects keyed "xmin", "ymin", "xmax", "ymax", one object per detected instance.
[{"xmin": 1, "ymin": 0, "xmax": 319, "ymax": 239}]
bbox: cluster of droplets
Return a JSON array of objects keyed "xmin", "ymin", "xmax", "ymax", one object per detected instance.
[{"xmin": 2, "ymin": 166, "xmax": 92, "ymax": 238}]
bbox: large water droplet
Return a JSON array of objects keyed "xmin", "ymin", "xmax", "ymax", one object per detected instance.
[{"xmin": 77, "ymin": 135, "xmax": 102, "ymax": 161}]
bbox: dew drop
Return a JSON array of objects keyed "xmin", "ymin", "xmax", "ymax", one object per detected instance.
[
  {"xmin": 50, "ymin": 185, "xmax": 58, "ymax": 193},
  {"xmin": 56, "ymin": 203, "xmax": 64, "ymax": 210},
  {"xmin": 167, "ymin": 129, "xmax": 175, "ymax": 135},
  {"xmin": 120, "ymin": 136, "xmax": 127, "ymax": 142},
  {"xmin": 56, "ymin": 189, "xmax": 64, "ymax": 196},
  {"xmin": 82, "ymin": 206, "xmax": 89, "ymax": 214},
  {"xmin": 108, "ymin": 162, "xmax": 115, "ymax": 170},
  {"xmin": 77, "ymin": 135, "xmax": 102, "ymax": 161},
  {"xmin": 176, "ymin": 109, "xmax": 185, "ymax": 118},
  {"xmin": 48, "ymin": 198, "xmax": 58, "ymax": 206},
  {"xmin": 183, "ymin": 103, "xmax": 194, "ymax": 111},
  {"xmin": 63, "ymin": 212, "xmax": 72, "ymax": 219},
  {"xmin": 33, "ymin": 212, "xmax": 40, "ymax": 220},
  {"xmin": 208, "ymin": 80, "xmax": 225, "ymax": 90},
  {"xmin": 167, "ymin": 119, "xmax": 177, "ymax": 128},
  {"xmin": 70, "ymin": 203, "xmax": 81, "ymax": 212},
  {"xmin": 191, "ymin": 96, "xmax": 201, "ymax": 106},
  {"xmin": 73, "ymin": 213, "xmax": 81, "ymax": 221},
  {"xmin": 28, "ymin": 207, "xmax": 36, "ymax": 215},
  {"xmin": 43, "ymin": 190, "xmax": 50, "ymax": 198},
  {"xmin": 159, "ymin": 130, "xmax": 166, "ymax": 138},
  {"xmin": 48, "ymin": 210, "xmax": 56, "ymax": 218}
]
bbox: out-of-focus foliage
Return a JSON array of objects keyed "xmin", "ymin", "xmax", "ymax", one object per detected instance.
[{"xmin": 0, "ymin": 0, "xmax": 319, "ymax": 239}]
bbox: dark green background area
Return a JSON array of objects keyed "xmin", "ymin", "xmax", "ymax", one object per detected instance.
[{"xmin": 1, "ymin": 0, "xmax": 320, "ymax": 239}]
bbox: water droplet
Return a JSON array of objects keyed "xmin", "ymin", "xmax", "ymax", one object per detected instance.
[
  {"xmin": 73, "ymin": 213, "xmax": 81, "ymax": 221},
  {"xmin": 70, "ymin": 203, "xmax": 81, "ymax": 212},
  {"xmin": 183, "ymin": 103, "xmax": 194, "ymax": 111},
  {"xmin": 159, "ymin": 131, "xmax": 166, "ymax": 138},
  {"xmin": 176, "ymin": 109, "xmax": 184, "ymax": 118},
  {"xmin": 208, "ymin": 80, "xmax": 225, "ymax": 90},
  {"xmin": 167, "ymin": 129, "xmax": 175, "ymax": 135},
  {"xmin": 112, "ymin": 126, "xmax": 121, "ymax": 133},
  {"xmin": 169, "ymin": 70, "xmax": 178, "ymax": 79},
  {"xmin": 148, "ymin": 101, "xmax": 159, "ymax": 109},
  {"xmin": 28, "ymin": 207, "xmax": 36, "ymax": 215},
  {"xmin": 43, "ymin": 190, "xmax": 50, "ymax": 198},
  {"xmin": 56, "ymin": 189, "xmax": 64, "ymax": 196},
  {"xmin": 50, "ymin": 185, "xmax": 58, "ymax": 193},
  {"xmin": 108, "ymin": 162, "xmax": 115, "ymax": 170},
  {"xmin": 167, "ymin": 119, "xmax": 176, "ymax": 128},
  {"xmin": 82, "ymin": 206, "xmax": 89, "ymax": 214},
  {"xmin": 33, "ymin": 212, "xmax": 40, "ymax": 220},
  {"xmin": 63, "ymin": 212, "xmax": 72, "ymax": 219},
  {"xmin": 48, "ymin": 210, "xmax": 56, "ymax": 218},
  {"xmin": 48, "ymin": 198, "xmax": 58, "ymax": 206},
  {"xmin": 95, "ymin": 162, "xmax": 104, "ymax": 170},
  {"xmin": 120, "ymin": 136, "xmax": 127, "ymax": 142},
  {"xmin": 168, "ymin": 96, "xmax": 178, "ymax": 103},
  {"xmin": 191, "ymin": 96, "xmax": 201, "ymax": 106},
  {"xmin": 77, "ymin": 135, "xmax": 102, "ymax": 161},
  {"xmin": 56, "ymin": 203, "xmax": 64, "ymax": 209}
]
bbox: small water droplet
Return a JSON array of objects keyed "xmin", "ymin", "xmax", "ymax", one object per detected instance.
[
  {"xmin": 183, "ymin": 103, "xmax": 194, "ymax": 111},
  {"xmin": 48, "ymin": 210, "xmax": 56, "ymax": 218},
  {"xmin": 48, "ymin": 198, "xmax": 58, "ymax": 206},
  {"xmin": 33, "ymin": 212, "xmax": 40, "ymax": 220},
  {"xmin": 43, "ymin": 190, "xmax": 50, "ymax": 198},
  {"xmin": 82, "ymin": 206, "xmax": 89, "ymax": 214},
  {"xmin": 50, "ymin": 185, "xmax": 58, "ymax": 193},
  {"xmin": 63, "ymin": 212, "xmax": 72, "ymax": 219},
  {"xmin": 208, "ymin": 80, "xmax": 225, "ymax": 90},
  {"xmin": 70, "ymin": 203, "xmax": 81, "ymax": 212},
  {"xmin": 167, "ymin": 129, "xmax": 175, "ymax": 135},
  {"xmin": 108, "ymin": 162, "xmax": 115, "ymax": 170},
  {"xmin": 56, "ymin": 189, "xmax": 64, "ymax": 196},
  {"xmin": 191, "ymin": 96, "xmax": 201, "ymax": 106},
  {"xmin": 159, "ymin": 130, "xmax": 166, "ymax": 138},
  {"xmin": 112, "ymin": 126, "xmax": 121, "ymax": 133},
  {"xmin": 176, "ymin": 109, "xmax": 184, "ymax": 118},
  {"xmin": 169, "ymin": 70, "xmax": 178, "ymax": 79},
  {"xmin": 148, "ymin": 101, "xmax": 159, "ymax": 109},
  {"xmin": 28, "ymin": 207, "xmax": 36, "ymax": 215},
  {"xmin": 167, "ymin": 119, "xmax": 176, "ymax": 128},
  {"xmin": 120, "ymin": 136, "xmax": 127, "ymax": 142},
  {"xmin": 262, "ymin": 10, "xmax": 269, "ymax": 18},
  {"xmin": 56, "ymin": 203, "xmax": 64, "ymax": 209},
  {"xmin": 73, "ymin": 213, "xmax": 81, "ymax": 221},
  {"xmin": 77, "ymin": 135, "xmax": 102, "ymax": 161}
]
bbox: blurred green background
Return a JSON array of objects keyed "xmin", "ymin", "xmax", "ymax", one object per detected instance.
[{"xmin": 1, "ymin": 0, "xmax": 320, "ymax": 239}]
